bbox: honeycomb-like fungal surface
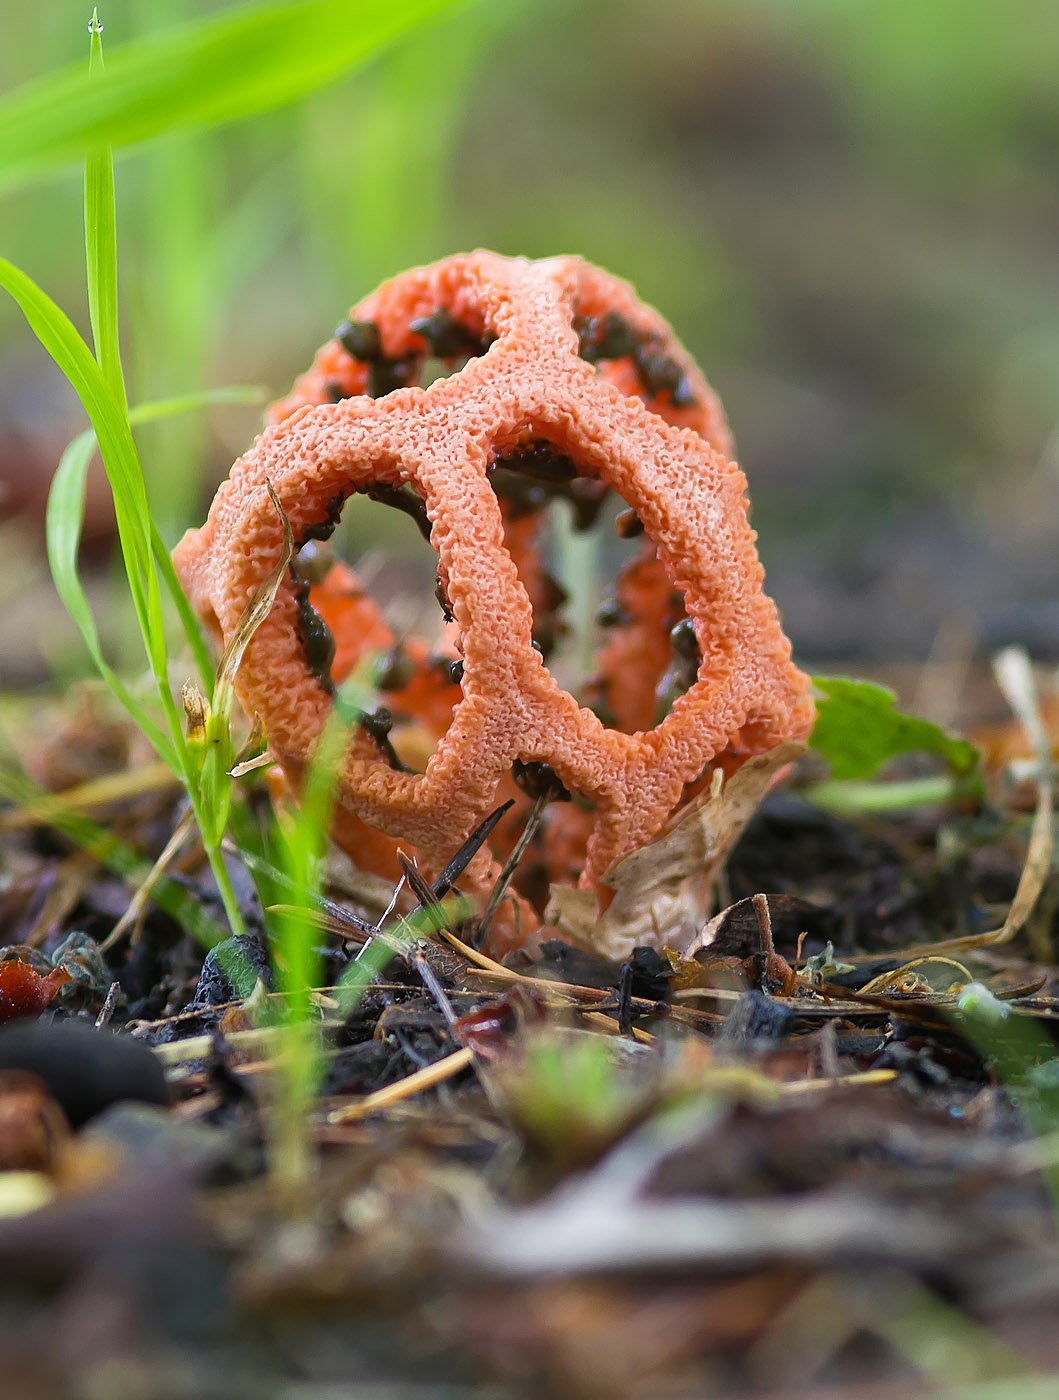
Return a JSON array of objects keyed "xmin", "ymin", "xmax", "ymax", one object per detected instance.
[{"xmin": 174, "ymin": 252, "xmax": 813, "ymax": 939}]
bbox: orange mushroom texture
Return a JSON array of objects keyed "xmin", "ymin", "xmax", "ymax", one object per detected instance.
[{"xmin": 173, "ymin": 252, "xmax": 814, "ymax": 951}]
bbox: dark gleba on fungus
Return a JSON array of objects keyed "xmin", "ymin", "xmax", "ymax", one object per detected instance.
[{"xmin": 173, "ymin": 252, "xmax": 813, "ymax": 953}]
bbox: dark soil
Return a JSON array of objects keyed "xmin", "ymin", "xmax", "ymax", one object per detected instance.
[{"xmin": 0, "ymin": 690, "xmax": 1057, "ymax": 1400}]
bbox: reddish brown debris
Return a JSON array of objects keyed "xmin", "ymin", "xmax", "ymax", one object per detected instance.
[
  {"xmin": 0, "ymin": 1071, "xmax": 69, "ymax": 1172},
  {"xmin": 0, "ymin": 959, "xmax": 72, "ymax": 1023},
  {"xmin": 174, "ymin": 252, "xmax": 813, "ymax": 950}
]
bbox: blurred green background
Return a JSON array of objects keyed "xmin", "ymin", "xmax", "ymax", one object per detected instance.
[{"xmin": 1, "ymin": 0, "xmax": 1056, "ymax": 684}]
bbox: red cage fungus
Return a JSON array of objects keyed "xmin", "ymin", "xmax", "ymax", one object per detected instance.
[{"xmin": 174, "ymin": 252, "xmax": 813, "ymax": 951}]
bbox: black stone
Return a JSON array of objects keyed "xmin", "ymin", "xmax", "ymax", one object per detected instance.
[
  {"xmin": 0, "ymin": 1019, "xmax": 169, "ymax": 1126},
  {"xmin": 717, "ymin": 989, "xmax": 795, "ymax": 1050}
]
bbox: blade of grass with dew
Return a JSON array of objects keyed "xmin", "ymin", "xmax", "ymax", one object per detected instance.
[
  {"xmin": 84, "ymin": 9, "xmax": 125, "ymax": 412},
  {"xmin": 0, "ymin": 0, "xmax": 474, "ymax": 194},
  {"xmin": 46, "ymin": 429, "xmax": 174, "ymax": 765},
  {"xmin": 89, "ymin": 16, "xmax": 262, "ymax": 939},
  {"xmin": 78, "ymin": 17, "xmax": 168, "ymax": 703},
  {"xmin": 28, "ymin": 19, "xmax": 248, "ymax": 939}
]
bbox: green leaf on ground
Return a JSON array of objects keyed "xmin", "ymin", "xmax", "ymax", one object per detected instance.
[{"xmin": 810, "ymin": 675, "xmax": 981, "ymax": 782}]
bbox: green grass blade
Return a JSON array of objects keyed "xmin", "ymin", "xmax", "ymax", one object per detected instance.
[
  {"xmin": 263, "ymin": 697, "xmax": 358, "ymax": 1186},
  {"xmin": 127, "ymin": 387, "xmax": 263, "ymax": 428},
  {"xmin": 46, "ymin": 389, "xmax": 260, "ymax": 726},
  {"xmin": 84, "ymin": 10, "xmax": 126, "ymax": 410},
  {"xmin": 0, "ymin": 0, "xmax": 471, "ymax": 194},
  {"xmin": 136, "ymin": 386, "xmax": 266, "ymax": 693},
  {"xmin": 79, "ymin": 8, "xmax": 162, "ymax": 691},
  {"xmin": 46, "ymin": 430, "xmax": 175, "ymax": 766},
  {"xmin": 154, "ymin": 524, "xmax": 215, "ymax": 686},
  {"xmin": 0, "ymin": 256, "xmax": 162, "ymax": 669}
]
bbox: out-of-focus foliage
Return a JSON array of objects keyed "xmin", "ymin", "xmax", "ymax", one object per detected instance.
[
  {"xmin": 1, "ymin": 0, "xmax": 1057, "ymax": 679},
  {"xmin": 0, "ymin": 0, "xmax": 468, "ymax": 192}
]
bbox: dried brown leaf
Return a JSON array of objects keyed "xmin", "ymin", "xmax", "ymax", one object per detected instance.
[{"xmin": 546, "ymin": 742, "xmax": 804, "ymax": 959}]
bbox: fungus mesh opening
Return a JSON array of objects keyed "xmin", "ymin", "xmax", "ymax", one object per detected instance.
[
  {"xmin": 487, "ymin": 440, "xmax": 695, "ymax": 734},
  {"xmin": 574, "ymin": 307, "xmax": 698, "ymax": 421},
  {"xmin": 486, "ymin": 766, "xmax": 599, "ymax": 912},
  {"xmin": 585, "ymin": 514, "xmax": 697, "ymax": 735},
  {"xmin": 292, "ymin": 486, "xmax": 462, "ymax": 774},
  {"xmin": 324, "ymin": 307, "xmax": 496, "ymax": 402}
]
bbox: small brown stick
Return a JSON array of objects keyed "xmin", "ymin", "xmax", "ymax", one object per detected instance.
[
  {"xmin": 438, "ymin": 926, "xmax": 511, "ymax": 973},
  {"xmin": 397, "ymin": 850, "xmax": 445, "ymax": 916},
  {"xmin": 0, "ymin": 761, "xmax": 179, "ymax": 830},
  {"xmin": 580, "ymin": 1009, "xmax": 655, "ymax": 1044},
  {"xmin": 412, "ymin": 948, "xmax": 460, "ymax": 1030},
  {"xmin": 94, "ymin": 980, "xmax": 121, "ymax": 1029},
  {"xmin": 780, "ymin": 1069, "xmax": 897, "ymax": 1096},
  {"xmin": 479, "ymin": 791, "xmax": 550, "ymax": 938},
  {"xmin": 752, "ymin": 893, "xmax": 773, "ymax": 990},
  {"xmin": 151, "ymin": 1023, "xmax": 292, "ymax": 1067},
  {"xmin": 101, "ymin": 806, "xmax": 197, "ymax": 952},
  {"xmin": 430, "ymin": 799, "xmax": 515, "ymax": 897}
]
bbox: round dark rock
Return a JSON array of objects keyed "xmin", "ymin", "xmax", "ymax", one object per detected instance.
[{"xmin": 0, "ymin": 1019, "xmax": 169, "ymax": 1126}]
